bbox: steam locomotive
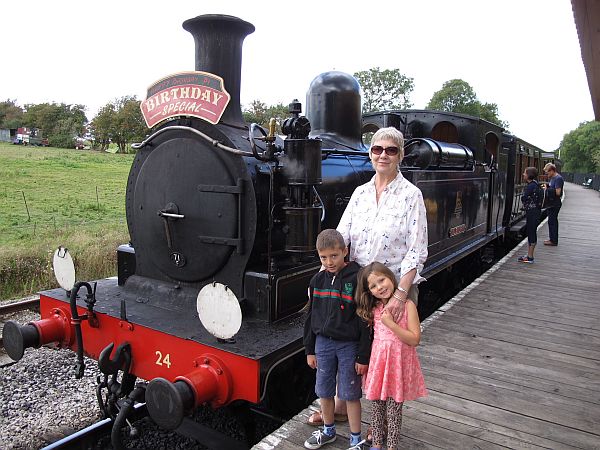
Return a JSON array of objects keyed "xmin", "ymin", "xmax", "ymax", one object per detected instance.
[{"xmin": 2, "ymin": 13, "xmax": 556, "ymax": 448}]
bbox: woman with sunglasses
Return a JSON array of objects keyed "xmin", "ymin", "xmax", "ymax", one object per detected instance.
[
  {"xmin": 307, "ymin": 127, "xmax": 428, "ymax": 441},
  {"xmin": 337, "ymin": 126, "xmax": 428, "ymax": 307}
]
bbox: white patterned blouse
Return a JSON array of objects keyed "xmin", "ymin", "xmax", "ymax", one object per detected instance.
[{"xmin": 336, "ymin": 171, "xmax": 428, "ymax": 285}]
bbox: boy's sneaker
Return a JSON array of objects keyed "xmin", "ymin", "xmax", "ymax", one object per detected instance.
[
  {"xmin": 304, "ymin": 429, "xmax": 336, "ymax": 449},
  {"xmin": 518, "ymin": 255, "xmax": 534, "ymax": 263},
  {"xmin": 346, "ymin": 438, "xmax": 367, "ymax": 450}
]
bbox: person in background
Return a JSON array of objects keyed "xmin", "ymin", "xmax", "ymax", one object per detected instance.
[
  {"xmin": 542, "ymin": 163, "xmax": 564, "ymax": 246},
  {"xmin": 518, "ymin": 167, "xmax": 542, "ymax": 264},
  {"xmin": 356, "ymin": 262, "xmax": 427, "ymax": 450},
  {"xmin": 303, "ymin": 229, "xmax": 370, "ymax": 450}
]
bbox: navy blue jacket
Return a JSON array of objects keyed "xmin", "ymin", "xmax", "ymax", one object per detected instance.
[{"xmin": 303, "ymin": 261, "xmax": 371, "ymax": 364}]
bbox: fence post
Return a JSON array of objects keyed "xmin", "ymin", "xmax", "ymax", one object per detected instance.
[{"xmin": 21, "ymin": 191, "xmax": 31, "ymax": 222}]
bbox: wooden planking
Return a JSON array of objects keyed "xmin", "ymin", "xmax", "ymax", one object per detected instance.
[
  {"xmin": 253, "ymin": 183, "xmax": 600, "ymax": 449},
  {"xmin": 419, "ymin": 345, "xmax": 600, "ymax": 405},
  {"xmin": 449, "ymin": 297, "xmax": 600, "ymax": 333},
  {"xmin": 422, "ymin": 371, "xmax": 600, "ymax": 434},
  {"xmin": 425, "ymin": 313, "xmax": 600, "ymax": 361},
  {"xmin": 417, "ymin": 391, "xmax": 600, "ymax": 449},
  {"xmin": 453, "ymin": 293, "xmax": 600, "ymax": 323},
  {"xmin": 404, "ymin": 401, "xmax": 581, "ymax": 450}
]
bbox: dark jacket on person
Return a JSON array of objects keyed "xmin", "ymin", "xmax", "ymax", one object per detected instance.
[
  {"xmin": 303, "ymin": 261, "xmax": 371, "ymax": 364},
  {"xmin": 522, "ymin": 180, "xmax": 543, "ymax": 211}
]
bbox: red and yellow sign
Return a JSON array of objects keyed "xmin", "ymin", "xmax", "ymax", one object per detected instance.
[{"xmin": 140, "ymin": 71, "xmax": 231, "ymax": 128}]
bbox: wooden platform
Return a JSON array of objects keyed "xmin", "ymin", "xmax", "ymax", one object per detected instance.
[{"xmin": 253, "ymin": 182, "xmax": 600, "ymax": 450}]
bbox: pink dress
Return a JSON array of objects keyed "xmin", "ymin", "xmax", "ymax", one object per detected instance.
[{"xmin": 363, "ymin": 302, "xmax": 427, "ymax": 402}]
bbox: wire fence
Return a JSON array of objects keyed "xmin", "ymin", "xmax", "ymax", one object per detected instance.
[
  {"xmin": 0, "ymin": 185, "xmax": 128, "ymax": 242},
  {"xmin": 2, "ymin": 217, "xmax": 128, "ymax": 238}
]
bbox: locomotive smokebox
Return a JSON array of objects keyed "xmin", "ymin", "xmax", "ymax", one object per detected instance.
[{"xmin": 183, "ymin": 15, "xmax": 254, "ymax": 127}]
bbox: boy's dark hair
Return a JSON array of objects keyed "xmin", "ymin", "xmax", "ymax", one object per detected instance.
[
  {"xmin": 525, "ymin": 166, "xmax": 538, "ymax": 181},
  {"xmin": 316, "ymin": 229, "xmax": 346, "ymax": 251}
]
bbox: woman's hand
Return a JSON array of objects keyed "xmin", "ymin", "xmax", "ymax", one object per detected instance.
[
  {"xmin": 355, "ymin": 362, "xmax": 368, "ymax": 375},
  {"xmin": 384, "ymin": 295, "xmax": 403, "ymax": 321}
]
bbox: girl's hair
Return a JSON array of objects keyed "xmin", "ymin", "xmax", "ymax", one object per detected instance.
[
  {"xmin": 525, "ymin": 166, "xmax": 538, "ymax": 180},
  {"xmin": 356, "ymin": 262, "xmax": 398, "ymax": 325}
]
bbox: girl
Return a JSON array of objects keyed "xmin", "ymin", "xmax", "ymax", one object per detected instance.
[
  {"xmin": 356, "ymin": 262, "xmax": 427, "ymax": 450},
  {"xmin": 518, "ymin": 167, "xmax": 543, "ymax": 263}
]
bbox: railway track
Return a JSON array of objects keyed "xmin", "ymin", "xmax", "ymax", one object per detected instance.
[{"xmin": 37, "ymin": 403, "xmax": 264, "ymax": 449}]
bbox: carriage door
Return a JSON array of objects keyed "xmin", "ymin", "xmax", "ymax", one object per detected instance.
[{"xmin": 485, "ymin": 132, "xmax": 500, "ymax": 234}]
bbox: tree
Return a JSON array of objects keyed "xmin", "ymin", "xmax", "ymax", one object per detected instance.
[
  {"xmin": 243, "ymin": 101, "xmax": 290, "ymax": 130},
  {"xmin": 90, "ymin": 104, "xmax": 115, "ymax": 151},
  {"xmin": 90, "ymin": 96, "xmax": 147, "ymax": 153},
  {"xmin": 22, "ymin": 102, "xmax": 88, "ymax": 147},
  {"xmin": 112, "ymin": 96, "xmax": 147, "ymax": 153},
  {"xmin": 0, "ymin": 99, "xmax": 24, "ymax": 129},
  {"xmin": 427, "ymin": 79, "xmax": 508, "ymax": 129},
  {"xmin": 559, "ymin": 121, "xmax": 600, "ymax": 173},
  {"xmin": 353, "ymin": 67, "xmax": 414, "ymax": 113}
]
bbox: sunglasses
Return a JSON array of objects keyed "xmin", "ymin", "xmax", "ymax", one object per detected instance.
[{"xmin": 371, "ymin": 145, "xmax": 399, "ymax": 156}]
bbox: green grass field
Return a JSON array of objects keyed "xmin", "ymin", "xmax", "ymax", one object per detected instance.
[{"xmin": 0, "ymin": 142, "xmax": 134, "ymax": 301}]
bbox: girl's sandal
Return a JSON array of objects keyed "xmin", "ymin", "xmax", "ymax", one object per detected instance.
[
  {"xmin": 366, "ymin": 424, "xmax": 387, "ymax": 445},
  {"xmin": 307, "ymin": 410, "xmax": 324, "ymax": 426},
  {"xmin": 335, "ymin": 412, "xmax": 349, "ymax": 422},
  {"xmin": 306, "ymin": 410, "xmax": 349, "ymax": 426}
]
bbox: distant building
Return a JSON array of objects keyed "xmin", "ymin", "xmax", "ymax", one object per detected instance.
[{"xmin": 0, "ymin": 128, "xmax": 17, "ymax": 143}]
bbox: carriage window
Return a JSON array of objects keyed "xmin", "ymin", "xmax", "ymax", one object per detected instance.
[
  {"xmin": 431, "ymin": 121, "xmax": 458, "ymax": 143},
  {"xmin": 361, "ymin": 123, "xmax": 379, "ymax": 146},
  {"xmin": 485, "ymin": 132, "xmax": 499, "ymax": 162}
]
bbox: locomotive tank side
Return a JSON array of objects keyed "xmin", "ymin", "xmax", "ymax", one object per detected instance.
[{"xmin": 362, "ymin": 110, "xmax": 505, "ymax": 277}]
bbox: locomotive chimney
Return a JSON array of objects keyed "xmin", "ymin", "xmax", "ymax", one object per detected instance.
[{"xmin": 183, "ymin": 14, "xmax": 255, "ymax": 127}]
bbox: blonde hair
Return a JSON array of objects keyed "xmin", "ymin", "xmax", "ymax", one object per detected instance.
[
  {"xmin": 369, "ymin": 127, "xmax": 405, "ymax": 161},
  {"xmin": 355, "ymin": 262, "xmax": 400, "ymax": 325}
]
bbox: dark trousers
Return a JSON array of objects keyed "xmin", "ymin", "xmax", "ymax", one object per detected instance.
[
  {"xmin": 526, "ymin": 208, "xmax": 541, "ymax": 245},
  {"xmin": 547, "ymin": 205, "xmax": 561, "ymax": 243}
]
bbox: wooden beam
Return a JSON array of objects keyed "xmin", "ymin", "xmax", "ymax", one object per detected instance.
[{"xmin": 572, "ymin": 0, "xmax": 600, "ymax": 120}]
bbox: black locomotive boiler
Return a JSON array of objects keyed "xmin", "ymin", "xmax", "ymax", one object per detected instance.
[{"xmin": 3, "ymin": 12, "xmax": 554, "ymax": 448}]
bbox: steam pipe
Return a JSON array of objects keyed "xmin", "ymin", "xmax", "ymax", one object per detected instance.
[
  {"xmin": 111, "ymin": 385, "xmax": 146, "ymax": 450},
  {"xmin": 70, "ymin": 281, "xmax": 94, "ymax": 379},
  {"xmin": 182, "ymin": 15, "xmax": 255, "ymax": 127}
]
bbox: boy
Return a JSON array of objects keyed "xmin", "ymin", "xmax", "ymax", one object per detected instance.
[{"xmin": 303, "ymin": 229, "xmax": 370, "ymax": 449}]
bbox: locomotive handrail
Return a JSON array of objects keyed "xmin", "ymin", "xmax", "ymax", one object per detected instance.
[
  {"xmin": 158, "ymin": 211, "xmax": 185, "ymax": 219},
  {"xmin": 313, "ymin": 186, "xmax": 326, "ymax": 222},
  {"xmin": 248, "ymin": 123, "xmax": 273, "ymax": 161},
  {"xmin": 131, "ymin": 125, "xmax": 255, "ymax": 157}
]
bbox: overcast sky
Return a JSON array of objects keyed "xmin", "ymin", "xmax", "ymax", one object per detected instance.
[{"xmin": 1, "ymin": 0, "xmax": 593, "ymax": 151}]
